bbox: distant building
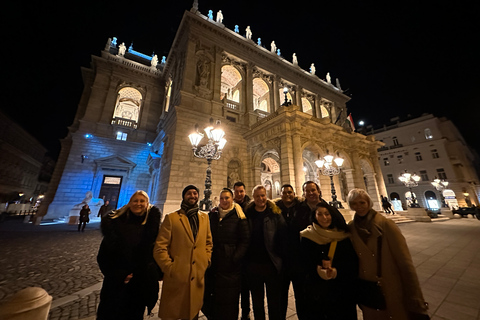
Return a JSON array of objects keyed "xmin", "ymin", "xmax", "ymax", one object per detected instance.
[
  {"xmin": 0, "ymin": 110, "xmax": 53, "ymax": 208},
  {"xmin": 39, "ymin": 7, "xmax": 387, "ymax": 220},
  {"xmin": 373, "ymin": 114, "xmax": 480, "ymax": 209}
]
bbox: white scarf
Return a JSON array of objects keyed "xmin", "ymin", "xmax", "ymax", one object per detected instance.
[{"xmin": 300, "ymin": 223, "xmax": 349, "ymax": 245}]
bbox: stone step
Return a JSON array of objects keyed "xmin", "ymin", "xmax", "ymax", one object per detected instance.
[{"xmin": 380, "ymin": 212, "xmax": 416, "ymax": 224}]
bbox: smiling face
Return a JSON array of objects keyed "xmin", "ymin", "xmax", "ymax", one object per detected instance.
[
  {"xmin": 281, "ymin": 186, "xmax": 295, "ymax": 206},
  {"xmin": 349, "ymin": 195, "xmax": 371, "ymax": 217},
  {"xmin": 315, "ymin": 206, "xmax": 332, "ymax": 229},
  {"xmin": 304, "ymin": 182, "xmax": 320, "ymax": 205},
  {"xmin": 219, "ymin": 191, "xmax": 233, "ymax": 210},
  {"xmin": 253, "ymin": 187, "xmax": 267, "ymax": 211},
  {"xmin": 184, "ymin": 189, "xmax": 199, "ymax": 206},
  {"xmin": 234, "ymin": 185, "xmax": 246, "ymax": 203},
  {"xmin": 129, "ymin": 194, "xmax": 148, "ymax": 215}
]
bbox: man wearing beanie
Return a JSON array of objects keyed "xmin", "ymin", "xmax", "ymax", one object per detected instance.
[{"xmin": 154, "ymin": 185, "xmax": 213, "ymax": 320}]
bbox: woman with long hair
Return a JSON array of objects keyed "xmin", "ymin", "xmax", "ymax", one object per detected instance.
[
  {"xmin": 96, "ymin": 190, "xmax": 162, "ymax": 320},
  {"xmin": 300, "ymin": 202, "xmax": 358, "ymax": 320}
]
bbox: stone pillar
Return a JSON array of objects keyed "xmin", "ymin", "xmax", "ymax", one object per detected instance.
[
  {"xmin": 350, "ymin": 151, "xmax": 366, "ymax": 189},
  {"xmin": 365, "ymin": 172, "xmax": 381, "ymax": 211},
  {"xmin": 295, "ymin": 85, "xmax": 302, "ymax": 107},
  {"xmin": 312, "ymin": 94, "xmax": 319, "ymax": 118},
  {"xmin": 0, "ymin": 287, "xmax": 52, "ymax": 320},
  {"xmin": 292, "ymin": 133, "xmax": 304, "ymax": 195},
  {"xmin": 272, "ymin": 76, "xmax": 281, "ymax": 112}
]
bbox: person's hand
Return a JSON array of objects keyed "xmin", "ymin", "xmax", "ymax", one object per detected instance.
[
  {"xmin": 124, "ymin": 273, "xmax": 133, "ymax": 284},
  {"xmin": 317, "ymin": 265, "xmax": 337, "ymax": 280}
]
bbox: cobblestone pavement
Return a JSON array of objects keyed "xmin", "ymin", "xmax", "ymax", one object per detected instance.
[{"xmin": 1, "ymin": 217, "xmax": 479, "ymax": 320}]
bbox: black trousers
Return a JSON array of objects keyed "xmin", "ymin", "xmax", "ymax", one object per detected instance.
[
  {"xmin": 246, "ymin": 262, "xmax": 283, "ymax": 320},
  {"xmin": 281, "ymin": 270, "xmax": 308, "ymax": 320},
  {"xmin": 78, "ymin": 221, "xmax": 87, "ymax": 231}
]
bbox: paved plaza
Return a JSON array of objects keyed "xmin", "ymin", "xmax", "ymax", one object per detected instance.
[{"xmin": 0, "ymin": 217, "xmax": 479, "ymax": 320}]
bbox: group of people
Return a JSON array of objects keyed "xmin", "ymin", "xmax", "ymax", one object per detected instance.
[{"xmin": 95, "ymin": 182, "xmax": 429, "ymax": 320}]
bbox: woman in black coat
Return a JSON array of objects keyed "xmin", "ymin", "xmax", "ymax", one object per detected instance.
[
  {"xmin": 96, "ymin": 190, "xmax": 162, "ymax": 320},
  {"xmin": 202, "ymin": 188, "xmax": 250, "ymax": 320},
  {"xmin": 300, "ymin": 202, "xmax": 358, "ymax": 320}
]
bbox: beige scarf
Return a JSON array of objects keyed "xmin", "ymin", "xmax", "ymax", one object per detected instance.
[
  {"xmin": 218, "ymin": 203, "xmax": 246, "ymax": 220},
  {"xmin": 300, "ymin": 223, "xmax": 349, "ymax": 245}
]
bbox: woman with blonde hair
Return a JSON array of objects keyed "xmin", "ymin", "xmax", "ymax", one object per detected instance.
[
  {"xmin": 97, "ymin": 190, "xmax": 162, "ymax": 320},
  {"xmin": 347, "ymin": 188, "xmax": 429, "ymax": 320}
]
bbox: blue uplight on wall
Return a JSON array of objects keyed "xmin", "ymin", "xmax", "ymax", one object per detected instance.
[
  {"xmin": 85, "ymin": 134, "xmax": 93, "ymax": 138},
  {"xmin": 147, "ymin": 142, "xmax": 153, "ymax": 147}
]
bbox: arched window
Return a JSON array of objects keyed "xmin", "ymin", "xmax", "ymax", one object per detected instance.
[
  {"xmin": 301, "ymin": 98, "xmax": 313, "ymax": 115},
  {"xmin": 112, "ymin": 87, "xmax": 142, "ymax": 128},
  {"xmin": 221, "ymin": 65, "xmax": 242, "ymax": 103},
  {"xmin": 253, "ymin": 78, "xmax": 270, "ymax": 112}
]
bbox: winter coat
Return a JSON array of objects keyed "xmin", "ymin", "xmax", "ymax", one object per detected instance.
[
  {"xmin": 349, "ymin": 209, "xmax": 429, "ymax": 320},
  {"xmin": 154, "ymin": 209, "xmax": 213, "ymax": 320},
  {"xmin": 96, "ymin": 206, "xmax": 162, "ymax": 320},
  {"xmin": 79, "ymin": 208, "xmax": 91, "ymax": 222},
  {"xmin": 275, "ymin": 197, "xmax": 310, "ymax": 273},
  {"xmin": 203, "ymin": 203, "xmax": 250, "ymax": 319},
  {"xmin": 300, "ymin": 231, "xmax": 358, "ymax": 320},
  {"xmin": 245, "ymin": 200, "xmax": 287, "ymax": 273}
]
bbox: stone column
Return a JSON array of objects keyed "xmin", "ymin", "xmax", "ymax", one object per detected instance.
[
  {"xmin": 296, "ymin": 85, "xmax": 302, "ymax": 107},
  {"xmin": 272, "ymin": 76, "xmax": 281, "ymax": 111},
  {"xmin": 292, "ymin": 133, "xmax": 304, "ymax": 195}
]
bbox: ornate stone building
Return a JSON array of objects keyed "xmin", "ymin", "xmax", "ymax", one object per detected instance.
[{"xmin": 40, "ymin": 7, "xmax": 386, "ymax": 220}]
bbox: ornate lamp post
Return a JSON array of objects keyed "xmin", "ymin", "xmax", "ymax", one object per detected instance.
[
  {"xmin": 431, "ymin": 177, "xmax": 449, "ymax": 207},
  {"xmin": 281, "ymin": 87, "xmax": 292, "ymax": 106},
  {"xmin": 399, "ymin": 170, "xmax": 421, "ymax": 207},
  {"xmin": 188, "ymin": 118, "xmax": 227, "ymax": 210},
  {"xmin": 315, "ymin": 152, "xmax": 344, "ymax": 209}
]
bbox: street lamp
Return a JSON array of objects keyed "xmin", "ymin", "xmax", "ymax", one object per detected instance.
[
  {"xmin": 315, "ymin": 151, "xmax": 344, "ymax": 209},
  {"xmin": 399, "ymin": 170, "xmax": 421, "ymax": 207},
  {"xmin": 188, "ymin": 118, "xmax": 227, "ymax": 211},
  {"xmin": 281, "ymin": 87, "xmax": 292, "ymax": 106}
]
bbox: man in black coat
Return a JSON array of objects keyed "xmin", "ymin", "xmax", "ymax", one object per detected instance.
[
  {"xmin": 245, "ymin": 185, "xmax": 287, "ymax": 320},
  {"xmin": 275, "ymin": 184, "xmax": 309, "ymax": 320},
  {"xmin": 234, "ymin": 181, "xmax": 252, "ymax": 320}
]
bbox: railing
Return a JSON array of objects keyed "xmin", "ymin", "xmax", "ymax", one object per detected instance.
[
  {"xmin": 224, "ymin": 99, "xmax": 240, "ymax": 111},
  {"xmin": 111, "ymin": 117, "xmax": 138, "ymax": 129}
]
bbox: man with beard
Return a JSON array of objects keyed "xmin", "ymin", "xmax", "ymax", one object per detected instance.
[
  {"xmin": 154, "ymin": 185, "xmax": 213, "ymax": 320},
  {"xmin": 275, "ymin": 184, "xmax": 308, "ymax": 319}
]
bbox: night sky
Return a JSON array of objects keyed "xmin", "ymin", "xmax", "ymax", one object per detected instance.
[{"xmin": 3, "ymin": 0, "xmax": 479, "ymax": 159}]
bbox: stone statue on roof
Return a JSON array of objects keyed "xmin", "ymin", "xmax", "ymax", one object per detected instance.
[
  {"xmin": 271, "ymin": 41, "xmax": 276, "ymax": 53},
  {"xmin": 246, "ymin": 26, "xmax": 252, "ymax": 39},
  {"xmin": 234, "ymin": 25, "xmax": 239, "ymax": 33},
  {"xmin": 216, "ymin": 10, "xmax": 223, "ymax": 23},
  {"xmin": 118, "ymin": 43, "xmax": 126, "ymax": 56},
  {"xmin": 326, "ymin": 72, "xmax": 331, "ymax": 84},
  {"xmin": 292, "ymin": 53, "xmax": 298, "ymax": 65},
  {"xmin": 310, "ymin": 63, "xmax": 316, "ymax": 75},
  {"xmin": 151, "ymin": 55, "xmax": 158, "ymax": 68},
  {"xmin": 208, "ymin": 10, "xmax": 213, "ymax": 20}
]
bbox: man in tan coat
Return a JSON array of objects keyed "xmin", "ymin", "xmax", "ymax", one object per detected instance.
[{"xmin": 154, "ymin": 185, "xmax": 213, "ymax": 320}]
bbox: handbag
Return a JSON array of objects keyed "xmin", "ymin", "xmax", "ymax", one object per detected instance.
[{"xmin": 357, "ymin": 236, "xmax": 386, "ymax": 310}]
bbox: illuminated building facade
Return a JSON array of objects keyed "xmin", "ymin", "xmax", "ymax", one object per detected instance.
[
  {"xmin": 373, "ymin": 114, "xmax": 480, "ymax": 209},
  {"xmin": 40, "ymin": 7, "xmax": 387, "ymax": 220}
]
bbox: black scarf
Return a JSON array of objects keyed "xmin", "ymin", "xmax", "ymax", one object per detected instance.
[{"xmin": 181, "ymin": 201, "xmax": 199, "ymax": 240}]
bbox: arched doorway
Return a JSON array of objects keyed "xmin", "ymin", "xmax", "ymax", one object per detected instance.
[
  {"xmin": 425, "ymin": 190, "xmax": 438, "ymax": 209},
  {"xmin": 261, "ymin": 154, "xmax": 280, "ymax": 199}
]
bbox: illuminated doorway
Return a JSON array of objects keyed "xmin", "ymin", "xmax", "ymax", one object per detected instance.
[{"xmin": 98, "ymin": 176, "xmax": 122, "ymax": 209}]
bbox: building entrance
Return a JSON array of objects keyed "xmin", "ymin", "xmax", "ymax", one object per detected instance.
[{"xmin": 98, "ymin": 176, "xmax": 122, "ymax": 209}]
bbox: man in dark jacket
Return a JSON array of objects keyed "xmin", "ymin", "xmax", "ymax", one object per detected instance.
[
  {"xmin": 245, "ymin": 185, "xmax": 287, "ymax": 320},
  {"xmin": 275, "ymin": 184, "xmax": 309, "ymax": 320},
  {"xmin": 98, "ymin": 200, "xmax": 113, "ymax": 218},
  {"xmin": 234, "ymin": 181, "xmax": 252, "ymax": 320}
]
